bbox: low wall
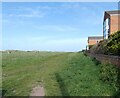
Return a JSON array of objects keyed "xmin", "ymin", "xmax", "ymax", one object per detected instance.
[{"xmin": 87, "ymin": 53, "xmax": 120, "ymax": 68}]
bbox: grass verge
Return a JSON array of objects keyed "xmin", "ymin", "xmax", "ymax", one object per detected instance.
[{"xmin": 2, "ymin": 51, "xmax": 117, "ymax": 96}]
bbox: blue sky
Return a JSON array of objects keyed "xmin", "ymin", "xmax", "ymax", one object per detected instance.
[{"xmin": 2, "ymin": 2, "xmax": 118, "ymax": 52}]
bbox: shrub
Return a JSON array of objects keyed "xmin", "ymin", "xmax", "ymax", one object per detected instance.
[
  {"xmin": 99, "ymin": 62, "xmax": 119, "ymax": 92},
  {"xmin": 90, "ymin": 31, "xmax": 120, "ymax": 56},
  {"xmin": 89, "ymin": 45, "xmax": 94, "ymax": 49}
]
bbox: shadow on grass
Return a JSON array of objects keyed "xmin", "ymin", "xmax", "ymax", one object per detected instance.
[
  {"xmin": 91, "ymin": 57, "xmax": 101, "ymax": 65},
  {"xmin": 1, "ymin": 90, "xmax": 7, "ymax": 97},
  {"xmin": 55, "ymin": 73, "xmax": 70, "ymax": 96}
]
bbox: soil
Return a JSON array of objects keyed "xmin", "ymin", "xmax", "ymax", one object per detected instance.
[{"xmin": 30, "ymin": 85, "xmax": 45, "ymax": 97}]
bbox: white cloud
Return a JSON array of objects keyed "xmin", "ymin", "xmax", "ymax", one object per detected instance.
[
  {"xmin": 7, "ymin": 6, "xmax": 49, "ymax": 18},
  {"xmin": 7, "ymin": 4, "xmax": 71, "ymax": 18},
  {"xmin": 19, "ymin": 11, "xmax": 44, "ymax": 18},
  {"xmin": 47, "ymin": 38, "xmax": 87, "ymax": 45},
  {"xmin": 34, "ymin": 25, "xmax": 80, "ymax": 33},
  {"xmin": 34, "ymin": 37, "xmax": 87, "ymax": 52},
  {"xmin": 60, "ymin": 3, "xmax": 79, "ymax": 9},
  {"xmin": 3, "ymin": 37, "xmax": 87, "ymax": 52},
  {"xmin": 9, "ymin": 9, "xmax": 46, "ymax": 18}
]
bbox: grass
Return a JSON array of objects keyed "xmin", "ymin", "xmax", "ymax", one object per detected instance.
[
  {"xmin": 56, "ymin": 53, "xmax": 116, "ymax": 96},
  {"xmin": 2, "ymin": 51, "xmax": 116, "ymax": 96},
  {"xmin": 0, "ymin": 51, "xmax": 2, "ymax": 96}
]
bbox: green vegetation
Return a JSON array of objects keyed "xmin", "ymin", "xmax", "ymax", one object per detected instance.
[
  {"xmin": 0, "ymin": 51, "xmax": 2, "ymax": 96},
  {"xmin": 56, "ymin": 53, "xmax": 116, "ymax": 96},
  {"xmin": 90, "ymin": 31, "xmax": 120, "ymax": 55},
  {"xmin": 2, "ymin": 51, "xmax": 68, "ymax": 96},
  {"xmin": 99, "ymin": 62, "xmax": 120, "ymax": 96},
  {"xmin": 107, "ymin": 31, "xmax": 120, "ymax": 55},
  {"xmin": 2, "ymin": 51, "xmax": 117, "ymax": 96},
  {"xmin": 88, "ymin": 45, "xmax": 94, "ymax": 49}
]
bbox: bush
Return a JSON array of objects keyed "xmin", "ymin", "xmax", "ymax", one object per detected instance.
[
  {"xmin": 90, "ymin": 31, "xmax": 120, "ymax": 56},
  {"xmin": 99, "ymin": 62, "xmax": 119, "ymax": 92},
  {"xmin": 89, "ymin": 45, "xmax": 94, "ymax": 49}
]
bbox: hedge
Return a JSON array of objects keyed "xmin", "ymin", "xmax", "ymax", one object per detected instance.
[{"xmin": 90, "ymin": 31, "xmax": 120, "ymax": 56}]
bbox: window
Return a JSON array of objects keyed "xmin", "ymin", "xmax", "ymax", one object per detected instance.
[{"xmin": 103, "ymin": 18, "xmax": 110, "ymax": 39}]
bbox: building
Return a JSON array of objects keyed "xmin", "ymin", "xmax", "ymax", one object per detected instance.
[
  {"xmin": 103, "ymin": 10, "xmax": 120, "ymax": 39},
  {"xmin": 88, "ymin": 36, "xmax": 103, "ymax": 49}
]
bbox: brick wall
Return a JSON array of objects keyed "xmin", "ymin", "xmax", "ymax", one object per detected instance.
[
  {"xmin": 88, "ymin": 40, "xmax": 99, "ymax": 45},
  {"xmin": 88, "ymin": 53, "xmax": 120, "ymax": 68},
  {"xmin": 110, "ymin": 15, "xmax": 120, "ymax": 34}
]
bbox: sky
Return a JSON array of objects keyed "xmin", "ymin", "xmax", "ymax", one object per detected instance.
[{"xmin": 1, "ymin": 2, "xmax": 118, "ymax": 52}]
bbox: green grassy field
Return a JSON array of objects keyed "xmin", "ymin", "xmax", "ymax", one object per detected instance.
[{"xmin": 2, "ymin": 51, "xmax": 116, "ymax": 96}]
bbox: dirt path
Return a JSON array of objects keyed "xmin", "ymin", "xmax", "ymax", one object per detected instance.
[
  {"xmin": 29, "ymin": 53, "xmax": 72, "ymax": 96},
  {"xmin": 30, "ymin": 85, "xmax": 45, "ymax": 96}
]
